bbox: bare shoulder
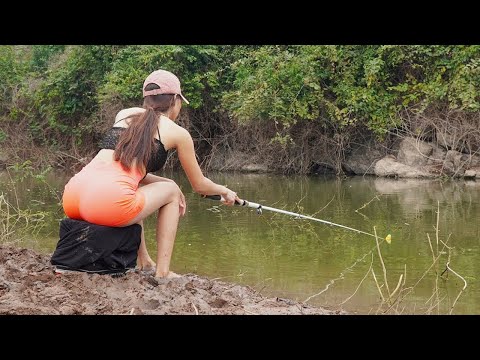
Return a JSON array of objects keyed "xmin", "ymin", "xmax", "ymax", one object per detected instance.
[
  {"xmin": 160, "ymin": 116, "xmax": 187, "ymax": 134},
  {"xmin": 159, "ymin": 117, "xmax": 191, "ymax": 149},
  {"xmin": 115, "ymin": 107, "xmax": 145, "ymax": 123},
  {"xmin": 170, "ymin": 122, "xmax": 191, "ymax": 142}
]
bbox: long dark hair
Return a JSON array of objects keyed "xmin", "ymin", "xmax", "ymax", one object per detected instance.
[{"xmin": 114, "ymin": 83, "xmax": 176, "ymax": 173}]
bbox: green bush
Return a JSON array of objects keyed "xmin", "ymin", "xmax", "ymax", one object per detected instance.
[
  {"xmin": 29, "ymin": 45, "xmax": 66, "ymax": 73},
  {"xmin": 99, "ymin": 45, "xmax": 224, "ymax": 109},
  {"xmin": 222, "ymin": 45, "xmax": 480, "ymax": 135},
  {"xmin": 1, "ymin": 45, "xmax": 480, "ymax": 172},
  {"xmin": 0, "ymin": 46, "xmax": 28, "ymax": 116},
  {"xmin": 31, "ymin": 46, "xmax": 120, "ymax": 142}
]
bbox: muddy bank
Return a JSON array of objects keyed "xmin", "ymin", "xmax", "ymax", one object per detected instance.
[{"xmin": 0, "ymin": 246, "xmax": 339, "ymax": 315}]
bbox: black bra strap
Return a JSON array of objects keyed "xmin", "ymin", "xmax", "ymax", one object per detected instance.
[
  {"xmin": 113, "ymin": 110, "xmax": 144, "ymax": 125},
  {"xmin": 113, "ymin": 116, "xmax": 130, "ymax": 126}
]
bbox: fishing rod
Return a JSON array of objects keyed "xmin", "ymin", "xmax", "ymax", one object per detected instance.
[{"xmin": 204, "ymin": 195, "xmax": 391, "ymax": 242}]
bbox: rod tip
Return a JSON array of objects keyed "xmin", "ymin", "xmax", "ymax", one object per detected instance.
[{"xmin": 385, "ymin": 234, "xmax": 392, "ymax": 244}]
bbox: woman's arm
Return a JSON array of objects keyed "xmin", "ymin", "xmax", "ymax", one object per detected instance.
[{"xmin": 175, "ymin": 127, "xmax": 239, "ymax": 204}]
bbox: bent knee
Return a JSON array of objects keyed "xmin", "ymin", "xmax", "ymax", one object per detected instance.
[{"xmin": 155, "ymin": 182, "xmax": 182, "ymax": 202}]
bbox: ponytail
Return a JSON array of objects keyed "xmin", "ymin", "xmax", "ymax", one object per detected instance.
[{"xmin": 114, "ymin": 107, "xmax": 158, "ymax": 173}]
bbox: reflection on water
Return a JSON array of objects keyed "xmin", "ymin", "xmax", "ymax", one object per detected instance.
[{"xmin": 1, "ymin": 170, "xmax": 479, "ymax": 314}]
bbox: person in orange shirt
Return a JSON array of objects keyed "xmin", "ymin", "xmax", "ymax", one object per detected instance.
[{"xmin": 62, "ymin": 69, "xmax": 241, "ymax": 279}]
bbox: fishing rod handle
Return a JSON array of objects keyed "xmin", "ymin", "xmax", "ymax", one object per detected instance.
[
  {"xmin": 203, "ymin": 195, "xmax": 263, "ymax": 212},
  {"xmin": 204, "ymin": 195, "xmax": 245, "ymax": 206}
]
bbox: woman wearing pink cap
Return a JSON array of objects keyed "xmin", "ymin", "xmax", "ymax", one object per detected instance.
[{"xmin": 62, "ymin": 69, "xmax": 241, "ymax": 279}]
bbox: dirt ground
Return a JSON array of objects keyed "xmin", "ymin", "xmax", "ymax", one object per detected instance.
[{"xmin": 0, "ymin": 246, "xmax": 341, "ymax": 315}]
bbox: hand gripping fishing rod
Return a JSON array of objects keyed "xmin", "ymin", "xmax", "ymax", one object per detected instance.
[{"xmin": 204, "ymin": 195, "xmax": 391, "ymax": 242}]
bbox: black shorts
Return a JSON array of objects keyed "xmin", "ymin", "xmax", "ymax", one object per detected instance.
[{"xmin": 51, "ymin": 218, "xmax": 141, "ymax": 275}]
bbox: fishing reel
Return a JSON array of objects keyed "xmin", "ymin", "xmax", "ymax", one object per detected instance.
[{"xmin": 240, "ymin": 199, "xmax": 262, "ymax": 214}]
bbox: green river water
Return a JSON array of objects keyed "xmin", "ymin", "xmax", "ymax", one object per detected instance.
[{"xmin": 1, "ymin": 170, "xmax": 478, "ymax": 314}]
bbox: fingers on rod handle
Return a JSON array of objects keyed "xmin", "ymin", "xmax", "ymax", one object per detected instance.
[
  {"xmin": 204, "ymin": 195, "xmax": 244, "ymax": 206},
  {"xmin": 205, "ymin": 195, "xmax": 222, "ymax": 201}
]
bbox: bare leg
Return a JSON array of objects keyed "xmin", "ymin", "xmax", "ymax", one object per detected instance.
[
  {"xmin": 122, "ymin": 182, "xmax": 183, "ymax": 278},
  {"xmin": 155, "ymin": 199, "xmax": 181, "ymax": 277},
  {"xmin": 136, "ymin": 220, "xmax": 156, "ymax": 271}
]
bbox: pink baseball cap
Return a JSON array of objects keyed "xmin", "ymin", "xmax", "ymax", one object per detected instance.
[{"xmin": 142, "ymin": 69, "xmax": 189, "ymax": 104}]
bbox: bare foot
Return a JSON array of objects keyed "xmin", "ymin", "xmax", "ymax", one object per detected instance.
[
  {"xmin": 155, "ymin": 271, "xmax": 182, "ymax": 279},
  {"xmin": 137, "ymin": 258, "xmax": 156, "ymax": 272}
]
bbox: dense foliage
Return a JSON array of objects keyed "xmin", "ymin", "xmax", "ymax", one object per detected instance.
[{"xmin": 1, "ymin": 45, "xmax": 479, "ymax": 173}]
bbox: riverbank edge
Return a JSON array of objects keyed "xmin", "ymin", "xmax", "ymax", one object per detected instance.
[
  {"xmin": 3, "ymin": 135, "xmax": 480, "ymax": 180},
  {"xmin": 0, "ymin": 245, "xmax": 343, "ymax": 315}
]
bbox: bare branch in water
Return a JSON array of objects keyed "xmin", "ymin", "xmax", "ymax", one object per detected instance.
[
  {"xmin": 340, "ymin": 253, "xmax": 374, "ymax": 306},
  {"xmin": 446, "ymin": 258, "xmax": 468, "ymax": 315},
  {"xmin": 371, "ymin": 268, "xmax": 385, "ymax": 303},
  {"xmin": 374, "ymin": 226, "xmax": 391, "ymax": 299}
]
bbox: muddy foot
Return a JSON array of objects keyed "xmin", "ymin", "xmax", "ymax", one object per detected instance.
[
  {"xmin": 137, "ymin": 259, "xmax": 156, "ymax": 274},
  {"xmin": 155, "ymin": 271, "xmax": 182, "ymax": 279}
]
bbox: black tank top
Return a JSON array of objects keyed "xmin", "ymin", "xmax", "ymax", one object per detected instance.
[{"xmin": 99, "ymin": 118, "xmax": 169, "ymax": 173}]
